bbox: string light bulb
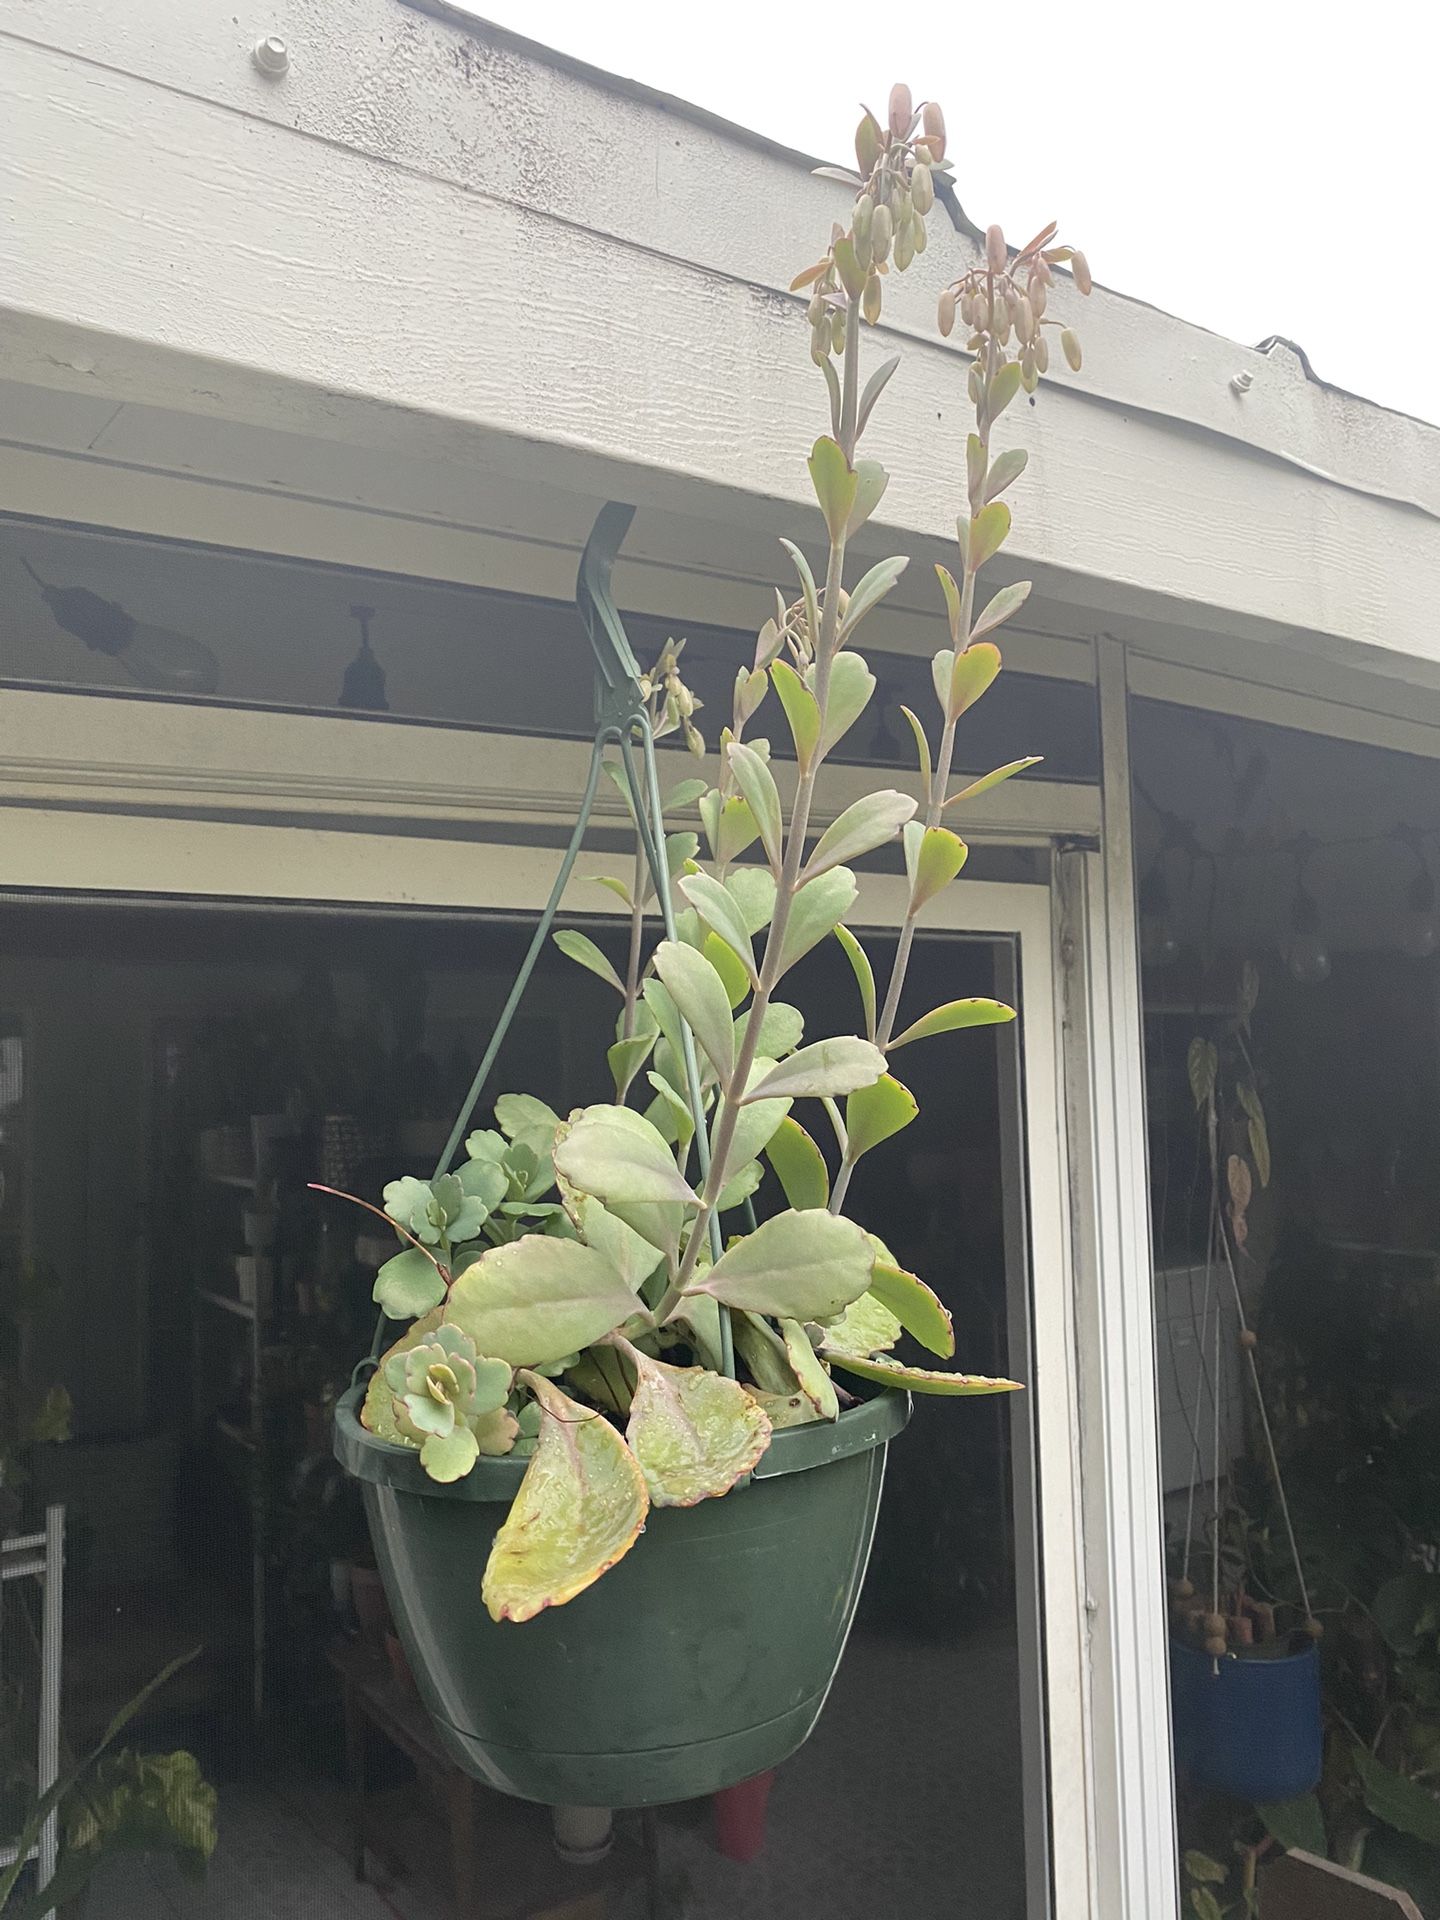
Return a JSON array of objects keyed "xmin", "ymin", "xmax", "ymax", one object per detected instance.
[
  {"xmin": 1139, "ymin": 865, "xmax": 1182, "ymax": 968},
  {"xmin": 1395, "ymin": 827, "xmax": 1439, "ymax": 959},
  {"xmin": 1286, "ymin": 840, "xmax": 1331, "ymax": 985}
]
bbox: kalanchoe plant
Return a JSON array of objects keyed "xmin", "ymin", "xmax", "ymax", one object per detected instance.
[{"xmin": 326, "ymin": 80, "xmax": 1093, "ymax": 1625}]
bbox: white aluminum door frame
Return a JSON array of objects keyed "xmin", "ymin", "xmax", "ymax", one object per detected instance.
[
  {"xmin": 849, "ymin": 873, "xmax": 1090, "ymax": 1920},
  {"xmin": 0, "ymin": 837, "xmax": 1103, "ymax": 1917}
]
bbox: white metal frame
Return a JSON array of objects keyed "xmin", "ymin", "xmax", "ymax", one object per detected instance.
[
  {"xmin": 0, "ymin": 1504, "xmax": 65, "ymax": 1911},
  {"xmin": 0, "ymin": 789, "xmax": 1106, "ymax": 1914}
]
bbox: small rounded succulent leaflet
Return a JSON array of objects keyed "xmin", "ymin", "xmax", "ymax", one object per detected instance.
[{"xmin": 384, "ymin": 1326, "xmax": 511, "ymax": 1442}]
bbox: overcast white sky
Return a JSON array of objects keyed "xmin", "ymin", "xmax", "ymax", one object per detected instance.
[{"xmin": 467, "ymin": 0, "xmax": 1439, "ymax": 428}]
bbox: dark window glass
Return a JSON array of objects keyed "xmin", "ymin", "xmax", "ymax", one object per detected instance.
[{"xmin": 1, "ymin": 513, "xmax": 1099, "ymax": 781}]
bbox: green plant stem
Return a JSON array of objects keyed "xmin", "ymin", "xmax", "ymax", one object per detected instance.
[
  {"xmin": 655, "ymin": 297, "xmax": 863, "ymax": 1320},
  {"xmin": 621, "ymin": 838, "xmax": 646, "ymax": 1045},
  {"xmin": 873, "ymin": 330, "xmax": 998, "ymax": 1055}
]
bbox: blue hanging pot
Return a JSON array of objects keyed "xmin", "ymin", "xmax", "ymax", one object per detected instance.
[{"xmin": 1170, "ymin": 1637, "xmax": 1323, "ymax": 1803}]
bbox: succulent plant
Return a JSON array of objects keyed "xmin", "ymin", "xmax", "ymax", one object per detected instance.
[
  {"xmin": 383, "ymin": 1172, "xmax": 488, "ymax": 1248},
  {"xmin": 334, "ymin": 73, "xmax": 1096, "ymax": 1618},
  {"xmin": 383, "ymin": 1326, "xmax": 513, "ymax": 1481}
]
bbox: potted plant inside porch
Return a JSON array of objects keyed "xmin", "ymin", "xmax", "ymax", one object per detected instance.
[
  {"xmin": 329, "ymin": 79, "xmax": 1093, "ymax": 1809},
  {"xmin": 1169, "ymin": 974, "xmax": 1325, "ymax": 1810}
]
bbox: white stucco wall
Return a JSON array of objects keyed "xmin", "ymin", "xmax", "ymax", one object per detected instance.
[{"xmin": 3, "ymin": 0, "xmax": 1438, "ymax": 679}]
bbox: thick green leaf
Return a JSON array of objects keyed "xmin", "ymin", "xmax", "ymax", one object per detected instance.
[
  {"xmin": 482, "ymin": 1374, "xmax": 649, "ymax": 1622},
  {"xmin": 1238, "ymin": 1080, "xmax": 1272, "ymax": 1186},
  {"xmin": 846, "ymin": 461, "xmax": 889, "ymax": 537},
  {"xmin": 553, "ymin": 928, "xmax": 624, "ymax": 995},
  {"xmin": 728, "ymin": 865, "xmax": 778, "ymax": 935},
  {"xmin": 987, "ymin": 361, "xmax": 1023, "ymax": 420},
  {"xmin": 804, "ymin": 790, "xmax": 917, "ymax": 880},
  {"xmin": 642, "ymin": 977, "xmax": 687, "ymax": 1066},
  {"xmin": 1187, "ymin": 1038, "xmax": 1218, "ymax": 1111},
  {"xmin": 455, "ymin": 1155, "xmax": 509, "ymax": 1211},
  {"xmin": 704, "ymin": 932, "xmax": 751, "ymax": 1010},
  {"xmin": 868, "ymin": 1258, "xmax": 955, "ymax": 1357},
  {"xmin": 1373, "ymin": 1570, "xmax": 1440, "ymax": 1656},
  {"xmin": 931, "ymin": 648, "xmax": 955, "ymax": 716},
  {"xmin": 746, "ymin": 1036, "xmax": 885, "ymax": 1103},
  {"xmin": 654, "ymin": 939, "xmax": 737, "ymax": 1087},
  {"xmin": 969, "ymin": 501, "xmax": 1011, "ymax": 569},
  {"xmin": 496, "ymin": 1094, "xmax": 561, "ymax": 1145},
  {"xmin": 644, "ymin": 1071, "xmax": 696, "ymax": 1147},
  {"xmin": 737, "ymin": 1000, "xmax": 804, "ymax": 1060},
  {"xmin": 699, "ymin": 790, "xmax": 761, "ymax": 865},
  {"xmin": 1354, "ymin": 1746, "xmax": 1440, "ymax": 1847},
  {"xmin": 664, "ymin": 829, "xmax": 701, "ymax": 884},
  {"xmin": 845, "ymin": 1074, "xmax": 918, "ymax": 1162},
  {"xmin": 831, "ymin": 232, "xmax": 865, "ymax": 298},
  {"xmin": 771, "ymin": 660, "xmax": 821, "ymax": 771},
  {"xmin": 765, "ymin": 1115, "xmax": 831, "ymax": 1209},
  {"xmin": 607, "ymin": 1030, "xmax": 658, "ymax": 1099},
  {"xmin": 815, "ymin": 651, "xmax": 876, "ymax": 754},
  {"xmin": 890, "ymin": 998, "xmax": 1016, "ymax": 1048},
  {"xmin": 824, "ymin": 1350, "xmax": 1021, "ymax": 1395},
  {"xmin": 781, "ymin": 1319, "xmax": 839, "ymax": 1419},
  {"xmin": 667, "ymin": 777, "xmax": 709, "ymax": 810},
  {"xmin": 0, "ymin": 1648, "xmax": 203, "ymax": 1913},
  {"xmin": 778, "ymin": 867, "xmax": 858, "ymax": 977},
  {"xmin": 1256, "ymin": 1794, "xmax": 1327, "ymax": 1857},
  {"xmin": 680, "ymin": 873, "xmax": 758, "ymax": 983},
  {"xmin": 971, "ymin": 581, "xmax": 1031, "ymax": 642},
  {"xmin": 1183, "ymin": 1852, "xmax": 1229, "ymax": 1887},
  {"xmin": 948, "ymin": 641, "xmax": 1003, "ymax": 720},
  {"xmin": 779, "ymin": 539, "xmax": 821, "ymax": 650},
  {"xmin": 732, "ymin": 1309, "xmax": 800, "ymax": 1395},
  {"xmin": 900, "ymin": 705, "xmax": 933, "ymax": 805},
  {"xmin": 820, "ymin": 1290, "xmax": 902, "ymax": 1357},
  {"xmin": 834, "ymin": 923, "xmax": 877, "ymax": 1041},
  {"xmin": 716, "ymin": 1159, "xmax": 765, "ymax": 1213},
  {"xmin": 839, "ymin": 556, "xmax": 908, "ymax": 640},
  {"xmin": 721, "ymin": 1062, "xmax": 794, "ymax": 1177},
  {"xmin": 856, "ymin": 353, "xmax": 900, "ymax": 435},
  {"xmin": 943, "ymin": 757, "xmax": 1042, "ymax": 810},
  {"xmin": 744, "ymin": 1387, "xmax": 822, "ymax": 1430},
  {"xmin": 444, "ymin": 1236, "xmax": 639, "ymax": 1365},
  {"xmin": 684, "ymin": 1209, "xmax": 874, "ymax": 1321},
  {"xmin": 362, "ymin": 1308, "xmax": 445, "ymax": 1442},
  {"xmin": 569, "ymin": 1193, "xmax": 664, "ymax": 1293},
  {"xmin": 554, "ymin": 1104, "xmax": 698, "ymax": 1207},
  {"xmin": 623, "ymin": 1346, "xmax": 772, "ymax": 1505},
  {"xmin": 373, "ymin": 1247, "xmax": 447, "ymax": 1321},
  {"xmin": 677, "ymin": 1291, "xmax": 725, "ymax": 1372},
  {"xmin": 1188, "ymin": 1888, "xmax": 1224, "ymax": 1920},
  {"xmin": 808, "ymin": 435, "xmax": 858, "ymax": 541},
  {"xmin": 726, "ymin": 742, "xmax": 784, "ymax": 871},
  {"xmin": 911, "ymin": 826, "xmax": 969, "ymax": 907},
  {"xmin": 984, "ymin": 447, "xmax": 1029, "ymax": 502},
  {"xmin": 935, "ymin": 566, "xmax": 962, "ymax": 642},
  {"xmin": 421, "ymin": 1423, "xmax": 481, "ymax": 1482}
]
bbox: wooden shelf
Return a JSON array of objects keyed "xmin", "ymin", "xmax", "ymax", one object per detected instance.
[
  {"xmin": 195, "ymin": 1286, "xmax": 257, "ymax": 1322},
  {"xmin": 215, "ymin": 1415, "xmax": 258, "ymax": 1453},
  {"xmin": 1321, "ymin": 1239, "xmax": 1440, "ymax": 1263}
]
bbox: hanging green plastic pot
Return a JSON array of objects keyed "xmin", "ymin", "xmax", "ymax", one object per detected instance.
[
  {"xmin": 335, "ymin": 1379, "xmax": 908, "ymax": 1806},
  {"xmin": 332, "ymin": 504, "xmax": 919, "ymax": 1805}
]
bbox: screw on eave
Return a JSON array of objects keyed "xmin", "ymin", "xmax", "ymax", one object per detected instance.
[
  {"xmin": 1229, "ymin": 370, "xmax": 1254, "ymax": 395},
  {"xmin": 252, "ymin": 34, "xmax": 290, "ymax": 77}
]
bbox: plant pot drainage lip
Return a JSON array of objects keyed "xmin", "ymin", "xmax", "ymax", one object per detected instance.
[
  {"xmin": 1170, "ymin": 1636, "xmax": 1322, "ymax": 1672},
  {"xmin": 334, "ymin": 1378, "xmax": 910, "ymax": 1501}
]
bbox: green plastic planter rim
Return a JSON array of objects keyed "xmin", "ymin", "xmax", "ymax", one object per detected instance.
[{"xmin": 335, "ymin": 1377, "xmax": 910, "ymax": 1504}]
